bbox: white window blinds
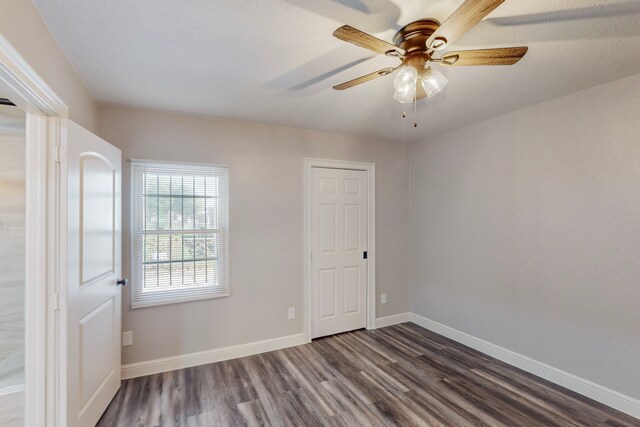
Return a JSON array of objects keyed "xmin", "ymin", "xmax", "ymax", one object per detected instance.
[{"xmin": 130, "ymin": 161, "xmax": 229, "ymax": 308}]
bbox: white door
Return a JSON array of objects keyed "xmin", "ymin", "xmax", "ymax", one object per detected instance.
[
  {"xmin": 66, "ymin": 121, "xmax": 122, "ymax": 427},
  {"xmin": 311, "ymin": 167, "xmax": 368, "ymax": 338}
]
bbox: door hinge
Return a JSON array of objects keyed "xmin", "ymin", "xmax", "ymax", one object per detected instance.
[
  {"xmin": 51, "ymin": 293, "xmax": 65, "ymax": 311},
  {"xmin": 363, "ymin": 251, "xmax": 368, "ymax": 260},
  {"xmin": 50, "ymin": 144, "xmax": 67, "ymax": 163},
  {"xmin": 52, "ymin": 293, "xmax": 63, "ymax": 311}
]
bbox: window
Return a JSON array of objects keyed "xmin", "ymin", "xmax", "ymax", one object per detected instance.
[{"xmin": 130, "ymin": 161, "xmax": 229, "ymax": 308}]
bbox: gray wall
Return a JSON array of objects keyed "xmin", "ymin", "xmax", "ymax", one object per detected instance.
[
  {"xmin": 98, "ymin": 105, "xmax": 411, "ymax": 365},
  {"xmin": 410, "ymin": 73, "xmax": 640, "ymax": 399}
]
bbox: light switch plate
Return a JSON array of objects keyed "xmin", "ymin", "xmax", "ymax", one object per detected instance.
[
  {"xmin": 288, "ymin": 307, "xmax": 296, "ymax": 320},
  {"xmin": 122, "ymin": 331, "xmax": 133, "ymax": 347},
  {"xmin": 381, "ymin": 293, "xmax": 387, "ymax": 304}
]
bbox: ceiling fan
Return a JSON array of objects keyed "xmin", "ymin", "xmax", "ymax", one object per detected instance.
[{"xmin": 332, "ymin": 0, "xmax": 528, "ymax": 104}]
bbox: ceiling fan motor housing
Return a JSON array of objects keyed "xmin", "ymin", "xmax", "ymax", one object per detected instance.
[
  {"xmin": 393, "ymin": 19, "xmax": 440, "ymax": 52},
  {"xmin": 393, "ymin": 19, "xmax": 441, "ymax": 71}
]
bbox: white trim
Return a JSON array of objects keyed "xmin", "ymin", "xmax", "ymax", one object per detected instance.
[
  {"xmin": 49, "ymin": 119, "xmax": 68, "ymax": 427},
  {"xmin": 410, "ymin": 313, "xmax": 640, "ymax": 420},
  {"xmin": 303, "ymin": 158, "xmax": 376, "ymax": 343},
  {"xmin": 129, "ymin": 291, "xmax": 231, "ymax": 310},
  {"xmin": 128, "ymin": 158, "xmax": 229, "ymax": 169},
  {"xmin": 0, "ymin": 35, "xmax": 67, "ymax": 118},
  {"xmin": 0, "ymin": 35, "xmax": 69, "ymax": 427},
  {"xmin": 121, "ymin": 314, "xmax": 407, "ymax": 380},
  {"xmin": 24, "ymin": 114, "xmax": 51, "ymax": 427},
  {"xmin": 374, "ymin": 312, "xmax": 412, "ymax": 328},
  {"xmin": 121, "ymin": 333, "xmax": 307, "ymax": 380}
]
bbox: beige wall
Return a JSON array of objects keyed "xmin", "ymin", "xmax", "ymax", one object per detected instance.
[
  {"xmin": 98, "ymin": 105, "xmax": 411, "ymax": 365},
  {"xmin": 0, "ymin": 0, "xmax": 97, "ymax": 131},
  {"xmin": 410, "ymin": 73, "xmax": 640, "ymax": 399}
]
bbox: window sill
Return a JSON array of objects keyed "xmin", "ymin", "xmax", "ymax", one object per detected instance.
[{"xmin": 130, "ymin": 291, "xmax": 230, "ymax": 309}]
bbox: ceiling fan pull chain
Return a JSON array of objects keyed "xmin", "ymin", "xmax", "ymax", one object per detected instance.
[{"xmin": 414, "ymin": 87, "xmax": 418, "ymax": 128}]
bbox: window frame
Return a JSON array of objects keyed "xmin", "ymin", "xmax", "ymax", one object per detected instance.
[{"xmin": 129, "ymin": 159, "xmax": 230, "ymax": 308}]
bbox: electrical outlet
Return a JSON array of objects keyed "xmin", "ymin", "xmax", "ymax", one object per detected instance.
[
  {"xmin": 381, "ymin": 293, "xmax": 387, "ymax": 304},
  {"xmin": 288, "ymin": 307, "xmax": 296, "ymax": 320},
  {"xmin": 122, "ymin": 331, "xmax": 133, "ymax": 347}
]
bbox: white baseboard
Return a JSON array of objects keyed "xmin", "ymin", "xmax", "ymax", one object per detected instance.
[
  {"xmin": 121, "ymin": 333, "xmax": 306, "ymax": 380},
  {"xmin": 409, "ymin": 313, "xmax": 640, "ymax": 420},
  {"xmin": 375, "ymin": 312, "xmax": 412, "ymax": 328},
  {"xmin": 123, "ymin": 312, "xmax": 411, "ymax": 380},
  {"xmin": 120, "ymin": 313, "xmax": 640, "ymax": 420}
]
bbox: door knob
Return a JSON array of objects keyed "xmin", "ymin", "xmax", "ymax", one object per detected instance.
[{"xmin": 117, "ymin": 278, "xmax": 128, "ymax": 287}]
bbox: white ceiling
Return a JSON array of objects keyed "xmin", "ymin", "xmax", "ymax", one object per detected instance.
[{"xmin": 33, "ymin": 0, "xmax": 640, "ymax": 143}]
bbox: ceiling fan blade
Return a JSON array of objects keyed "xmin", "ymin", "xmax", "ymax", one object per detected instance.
[
  {"xmin": 334, "ymin": 25, "xmax": 404, "ymax": 56},
  {"xmin": 426, "ymin": 0, "xmax": 505, "ymax": 50},
  {"xmin": 333, "ymin": 67, "xmax": 396, "ymax": 90},
  {"xmin": 440, "ymin": 46, "xmax": 528, "ymax": 66}
]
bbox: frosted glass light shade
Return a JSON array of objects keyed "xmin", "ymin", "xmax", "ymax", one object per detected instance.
[
  {"xmin": 393, "ymin": 66, "xmax": 418, "ymax": 103},
  {"xmin": 394, "ymin": 66, "xmax": 418, "ymax": 89},
  {"xmin": 421, "ymin": 67, "xmax": 448, "ymax": 98},
  {"xmin": 394, "ymin": 82, "xmax": 416, "ymax": 103}
]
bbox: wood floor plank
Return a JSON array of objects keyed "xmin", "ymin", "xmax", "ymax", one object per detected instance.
[
  {"xmin": 236, "ymin": 399, "xmax": 271, "ymax": 427},
  {"xmin": 276, "ymin": 352, "xmax": 337, "ymax": 419},
  {"xmin": 98, "ymin": 323, "xmax": 640, "ymax": 426},
  {"xmin": 320, "ymin": 378, "xmax": 387, "ymax": 427}
]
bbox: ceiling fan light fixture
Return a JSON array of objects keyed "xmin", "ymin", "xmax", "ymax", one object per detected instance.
[
  {"xmin": 331, "ymin": 0, "xmax": 529, "ymax": 112},
  {"xmin": 421, "ymin": 67, "xmax": 448, "ymax": 98},
  {"xmin": 393, "ymin": 83, "xmax": 416, "ymax": 104},
  {"xmin": 393, "ymin": 66, "xmax": 418, "ymax": 89}
]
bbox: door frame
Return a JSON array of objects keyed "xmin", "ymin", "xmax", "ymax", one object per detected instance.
[
  {"xmin": 0, "ymin": 35, "xmax": 68, "ymax": 427},
  {"xmin": 303, "ymin": 158, "xmax": 376, "ymax": 343}
]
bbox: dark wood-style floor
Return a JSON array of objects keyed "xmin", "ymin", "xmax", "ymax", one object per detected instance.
[{"xmin": 98, "ymin": 323, "xmax": 640, "ymax": 426}]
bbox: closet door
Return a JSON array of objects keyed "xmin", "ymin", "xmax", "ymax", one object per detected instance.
[{"xmin": 311, "ymin": 167, "xmax": 368, "ymax": 338}]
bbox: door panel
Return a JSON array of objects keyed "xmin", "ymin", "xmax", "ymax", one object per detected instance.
[
  {"xmin": 320, "ymin": 177, "xmax": 336, "ymax": 194},
  {"xmin": 311, "ymin": 167, "xmax": 367, "ymax": 338},
  {"xmin": 319, "ymin": 204, "xmax": 337, "ymax": 252},
  {"xmin": 344, "ymin": 178, "xmax": 360, "ymax": 195},
  {"xmin": 78, "ymin": 298, "xmax": 115, "ymax": 406},
  {"xmin": 66, "ymin": 121, "xmax": 121, "ymax": 427},
  {"xmin": 344, "ymin": 204, "xmax": 360, "ymax": 251},
  {"xmin": 319, "ymin": 268, "xmax": 337, "ymax": 318},
  {"xmin": 80, "ymin": 155, "xmax": 115, "ymax": 285},
  {"xmin": 343, "ymin": 266, "xmax": 360, "ymax": 314}
]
